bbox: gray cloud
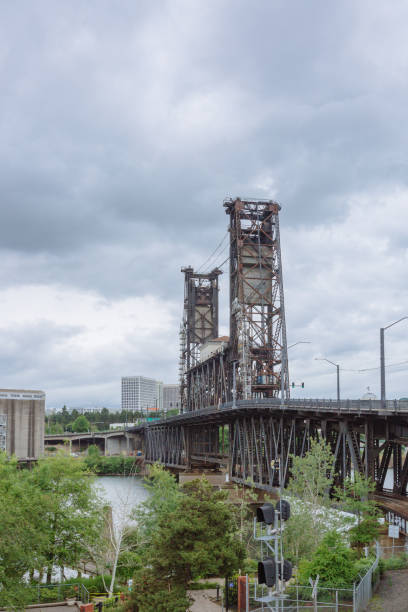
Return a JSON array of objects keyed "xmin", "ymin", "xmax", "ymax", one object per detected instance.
[{"xmin": 0, "ymin": 0, "xmax": 407, "ymax": 405}]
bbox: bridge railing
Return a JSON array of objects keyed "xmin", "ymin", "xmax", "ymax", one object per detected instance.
[{"xmin": 135, "ymin": 398, "xmax": 408, "ymax": 429}]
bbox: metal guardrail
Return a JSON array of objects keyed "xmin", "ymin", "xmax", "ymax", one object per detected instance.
[{"xmin": 133, "ymin": 398, "xmax": 408, "ymax": 430}]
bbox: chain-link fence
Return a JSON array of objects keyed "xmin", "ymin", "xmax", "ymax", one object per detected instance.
[{"xmin": 231, "ymin": 542, "xmax": 381, "ymax": 612}]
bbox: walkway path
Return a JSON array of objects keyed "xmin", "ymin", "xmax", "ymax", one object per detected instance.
[
  {"xmin": 188, "ymin": 589, "xmax": 222, "ymax": 612},
  {"xmin": 367, "ymin": 569, "xmax": 408, "ymax": 611}
]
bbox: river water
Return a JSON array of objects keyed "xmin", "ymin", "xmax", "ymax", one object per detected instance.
[{"xmin": 95, "ymin": 475, "xmax": 150, "ymax": 529}]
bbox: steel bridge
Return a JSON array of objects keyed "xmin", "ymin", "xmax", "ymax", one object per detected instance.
[
  {"xmin": 132, "ymin": 398, "xmax": 408, "ymax": 495},
  {"xmin": 134, "ymin": 196, "xmax": 408, "ymax": 526}
]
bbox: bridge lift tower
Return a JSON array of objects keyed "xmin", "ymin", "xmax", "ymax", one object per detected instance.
[
  {"xmin": 179, "ymin": 266, "xmax": 222, "ymax": 412},
  {"xmin": 225, "ymin": 197, "xmax": 289, "ymax": 400}
]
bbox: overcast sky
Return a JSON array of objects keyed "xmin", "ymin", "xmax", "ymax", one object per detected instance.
[{"xmin": 0, "ymin": 1, "xmax": 407, "ymax": 408}]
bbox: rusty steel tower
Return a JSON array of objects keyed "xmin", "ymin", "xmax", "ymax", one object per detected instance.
[
  {"xmin": 224, "ymin": 198, "xmax": 289, "ymax": 399},
  {"xmin": 179, "ymin": 266, "xmax": 222, "ymax": 412}
]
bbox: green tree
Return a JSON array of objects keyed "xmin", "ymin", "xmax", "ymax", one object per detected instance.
[
  {"xmin": 335, "ymin": 473, "xmax": 380, "ymax": 548},
  {"xmin": 298, "ymin": 531, "xmax": 356, "ymax": 588},
  {"xmin": 126, "ymin": 569, "xmax": 191, "ymax": 612},
  {"xmin": 133, "ymin": 464, "xmax": 182, "ymax": 549},
  {"xmin": 29, "ymin": 453, "xmax": 104, "ymax": 582},
  {"xmin": 0, "ymin": 454, "xmax": 48, "ymax": 609},
  {"xmin": 148, "ymin": 478, "xmax": 245, "ymax": 585},
  {"xmin": 284, "ymin": 438, "xmax": 340, "ymax": 562},
  {"xmin": 282, "ymin": 503, "xmax": 318, "ymax": 565},
  {"xmin": 71, "ymin": 414, "xmax": 90, "ymax": 433},
  {"xmin": 288, "ymin": 437, "xmax": 334, "ymax": 507}
]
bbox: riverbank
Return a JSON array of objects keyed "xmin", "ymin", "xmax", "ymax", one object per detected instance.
[{"xmin": 85, "ymin": 455, "xmax": 142, "ymax": 476}]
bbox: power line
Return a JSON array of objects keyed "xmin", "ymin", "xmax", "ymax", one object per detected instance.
[
  {"xmin": 340, "ymin": 359, "xmax": 408, "ymax": 373},
  {"xmin": 196, "ymin": 232, "xmax": 228, "ymax": 273}
]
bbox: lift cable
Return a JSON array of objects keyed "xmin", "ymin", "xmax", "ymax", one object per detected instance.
[{"xmin": 196, "ymin": 232, "xmax": 228, "ymax": 273}]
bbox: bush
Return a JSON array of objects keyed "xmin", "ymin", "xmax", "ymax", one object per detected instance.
[
  {"xmin": 298, "ymin": 531, "xmax": 356, "ymax": 589},
  {"xmin": 127, "ymin": 569, "xmax": 191, "ymax": 612},
  {"xmin": 62, "ymin": 575, "xmax": 118, "ymax": 594},
  {"xmin": 381, "ymin": 554, "xmax": 408, "ymax": 571},
  {"xmin": 189, "ymin": 581, "xmax": 219, "ymax": 590},
  {"xmin": 84, "ymin": 454, "xmax": 140, "ymax": 475}
]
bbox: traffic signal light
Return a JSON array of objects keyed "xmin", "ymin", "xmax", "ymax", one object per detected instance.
[
  {"xmin": 275, "ymin": 499, "xmax": 291, "ymax": 521},
  {"xmin": 258, "ymin": 557, "xmax": 276, "ymax": 587},
  {"xmin": 291, "ymin": 382, "xmax": 295, "ymax": 388},
  {"xmin": 278, "ymin": 559, "xmax": 293, "ymax": 581},
  {"xmin": 256, "ymin": 503, "xmax": 275, "ymax": 525},
  {"xmin": 301, "ymin": 382, "xmax": 304, "ymax": 388}
]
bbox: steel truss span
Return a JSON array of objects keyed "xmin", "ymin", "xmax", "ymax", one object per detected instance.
[{"xmin": 138, "ymin": 398, "xmax": 408, "ymax": 495}]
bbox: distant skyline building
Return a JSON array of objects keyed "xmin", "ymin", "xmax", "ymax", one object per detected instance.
[
  {"xmin": 163, "ymin": 384, "xmax": 180, "ymax": 412},
  {"xmin": 121, "ymin": 376, "xmax": 163, "ymax": 413}
]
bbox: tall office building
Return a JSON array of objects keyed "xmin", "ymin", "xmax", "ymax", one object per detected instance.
[
  {"xmin": 121, "ymin": 376, "xmax": 163, "ymax": 412},
  {"xmin": 163, "ymin": 384, "xmax": 181, "ymax": 412}
]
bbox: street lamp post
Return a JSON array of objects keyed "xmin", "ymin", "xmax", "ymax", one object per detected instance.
[
  {"xmin": 380, "ymin": 316, "xmax": 408, "ymax": 408},
  {"xmin": 315, "ymin": 358, "xmax": 340, "ymax": 402}
]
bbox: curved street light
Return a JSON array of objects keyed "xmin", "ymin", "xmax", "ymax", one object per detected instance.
[
  {"xmin": 381, "ymin": 316, "xmax": 408, "ymax": 408},
  {"xmin": 315, "ymin": 357, "xmax": 340, "ymax": 402}
]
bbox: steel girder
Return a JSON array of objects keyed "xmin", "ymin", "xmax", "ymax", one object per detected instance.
[
  {"xmin": 144, "ymin": 423, "xmax": 221, "ymax": 469},
  {"xmin": 187, "ymin": 351, "xmax": 231, "ymax": 411},
  {"xmin": 229, "ymin": 414, "xmax": 406, "ymax": 494}
]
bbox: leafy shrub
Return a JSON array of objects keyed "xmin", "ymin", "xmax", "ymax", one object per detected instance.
[
  {"xmin": 381, "ymin": 554, "xmax": 408, "ymax": 571},
  {"xmin": 189, "ymin": 581, "xmax": 220, "ymax": 590},
  {"xmin": 84, "ymin": 453, "xmax": 140, "ymax": 475},
  {"xmin": 298, "ymin": 531, "xmax": 356, "ymax": 589},
  {"xmin": 62, "ymin": 575, "xmax": 118, "ymax": 594}
]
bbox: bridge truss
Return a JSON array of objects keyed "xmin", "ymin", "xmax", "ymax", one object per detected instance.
[{"xmin": 141, "ymin": 399, "xmax": 408, "ymax": 495}]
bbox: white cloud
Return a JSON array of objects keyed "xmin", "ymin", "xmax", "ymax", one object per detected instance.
[
  {"xmin": 0, "ymin": 285, "xmax": 179, "ymax": 407},
  {"xmin": 284, "ymin": 188, "xmax": 408, "ymax": 399}
]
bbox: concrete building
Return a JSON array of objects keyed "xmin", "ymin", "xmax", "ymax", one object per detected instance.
[
  {"xmin": 121, "ymin": 376, "xmax": 163, "ymax": 412},
  {"xmin": 0, "ymin": 389, "xmax": 45, "ymax": 459},
  {"xmin": 163, "ymin": 384, "xmax": 181, "ymax": 412}
]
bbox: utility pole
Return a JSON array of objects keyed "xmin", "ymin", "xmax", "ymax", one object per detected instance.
[{"xmin": 381, "ymin": 316, "xmax": 408, "ymax": 409}]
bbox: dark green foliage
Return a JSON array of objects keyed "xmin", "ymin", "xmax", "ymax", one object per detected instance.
[
  {"xmin": 148, "ymin": 478, "xmax": 245, "ymax": 585},
  {"xmin": 298, "ymin": 531, "xmax": 356, "ymax": 589},
  {"xmin": 129, "ymin": 467, "xmax": 245, "ymax": 607},
  {"xmin": 126, "ymin": 569, "xmax": 191, "ymax": 612},
  {"xmin": 349, "ymin": 517, "xmax": 380, "ymax": 547}
]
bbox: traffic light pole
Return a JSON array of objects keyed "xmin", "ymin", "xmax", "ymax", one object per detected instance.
[{"xmin": 254, "ymin": 501, "xmax": 292, "ymax": 611}]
